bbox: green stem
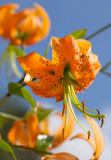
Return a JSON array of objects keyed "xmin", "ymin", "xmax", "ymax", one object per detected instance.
[
  {"xmin": 0, "ymin": 112, "xmax": 23, "ymax": 121},
  {"xmin": 10, "ymin": 52, "xmax": 23, "ymax": 79},
  {"xmin": 86, "ymin": 23, "xmax": 111, "ymax": 40},
  {"xmin": 70, "ymin": 85, "xmax": 97, "ymax": 113},
  {"xmin": 100, "ymin": 70, "xmax": 111, "ymax": 77}
]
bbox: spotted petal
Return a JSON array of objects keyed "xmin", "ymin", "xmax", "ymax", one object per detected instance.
[{"xmin": 17, "ymin": 52, "xmax": 55, "ymax": 81}]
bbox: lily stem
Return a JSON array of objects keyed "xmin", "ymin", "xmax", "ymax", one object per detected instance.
[
  {"xmin": 0, "ymin": 112, "xmax": 23, "ymax": 121},
  {"xmin": 86, "ymin": 23, "xmax": 111, "ymax": 40}
]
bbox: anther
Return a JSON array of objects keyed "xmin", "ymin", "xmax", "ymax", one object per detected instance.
[
  {"xmin": 82, "ymin": 101, "xmax": 85, "ymax": 112},
  {"xmin": 100, "ymin": 118, "xmax": 104, "ymax": 128},
  {"xmin": 97, "ymin": 109, "xmax": 100, "ymax": 120},
  {"xmin": 87, "ymin": 131, "xmax": 90, "ymax": 140},
  {"xmin": 62, "ymin": 128, "xmax": 65, "ymax": 138}
]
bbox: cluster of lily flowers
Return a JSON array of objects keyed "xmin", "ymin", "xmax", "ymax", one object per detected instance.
[{"xmin": 0, "ymin": 3, "xmax": 106, "ymax": 160}]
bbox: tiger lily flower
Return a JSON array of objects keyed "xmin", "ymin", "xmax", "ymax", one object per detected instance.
[
  {"xmin": 8, "ymin": 104, "xmax": 74, "ymax": 149},
  {"xmin": 0, "ymin": 3, "xmax": 50, "ymax": 46},
  {"xmin": 17, "ymin": 35, "xmax": 105, "ymax": 134},
  {"xmin": 70, "ymin": 115, "xmax": 105, "ymax": 160},
  {"xmin": 42, "ymin": 152, "xmax": 79, "ymax": 160}
]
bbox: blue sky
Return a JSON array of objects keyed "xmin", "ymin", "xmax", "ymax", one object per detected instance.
[
  {"xmin": 0, "ymin": 0, "xmax": 111, "ymax": 159},
  {"xmin": 0, "ymin": 0, "xmax": 111, "ymax": 109}
]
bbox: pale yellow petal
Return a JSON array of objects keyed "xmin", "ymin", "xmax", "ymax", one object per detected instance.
[
  {"xmin": 70, "ymin": 133, "xmax": 96, "ymax": 152},
  {"xmin": 84, "ymin": 115, "xmax": 105, "ymax": 160}
]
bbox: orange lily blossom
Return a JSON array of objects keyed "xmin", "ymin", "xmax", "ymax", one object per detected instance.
[
  {"xmin": 8, "ymin": 104, "xmax": 74, "ymax": 149},
  {"xmin": 70, "ymin": 115, "xmax": 105, "ymax": 160},
  {"xmin": 17, "ymin": 35, "xmax": 105, "ymax": 134},
  {"xmin": 0, "ymin": 3, "xmax": 50, "ymax": 45}
]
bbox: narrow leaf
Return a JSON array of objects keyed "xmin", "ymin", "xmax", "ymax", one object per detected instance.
[
  {"xmin": 0, "ymin": 139, "xmax": 17, "ymax": 160},
  {"xmin": 37, "ymin": 108, "xmax": 53, "ymax": 121},
  {"xmin": 71, "ymin": 29, "xmax": 87, "ymax": 39},
  {"xmin": 44, "ymin": 43, "xmax": 50, "ymax": 58},
  {"xmin": 8, "ymin": 82, "xmax": 36, "ymax": 109}
]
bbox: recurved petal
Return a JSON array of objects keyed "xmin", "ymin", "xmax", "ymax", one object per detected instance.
[
  {"xmin": 51, "ymin": 106, "xmax": 75, "ymax": 148},
  {"xmin": 84, "ymin": 115, "xmax": 105, "ymax": 160},
  {"xmin": 24, "ymin": 3, "xmax": 50, "ymax": 45},
  {"xmin": 70, "ymin": 133, "xmax": 96, "ymax": 152},
  {"xmin": 76, "ymin": 39, "xmax": 91, "ymax": 54},
  {"xmin": 51, "ymin": 35, "xmax": 80, "ymax": 72},
  {"xmin": 17, "ymin": 52, "xmax": 55, "ymax": 81},
  {"xmin": 24, "ymin": 73, "xmax": 63, "ymax": 100},
  {"xmin": 34, "ymin": 3, "xmax": 50, "ymax": 36},
  {"xmin": 41, "ymin": 152, "xmax": 79, "ymax": 160},
  {"xmin": 0, "ymin": 3, "xmax": 19, "ymax": 37}
]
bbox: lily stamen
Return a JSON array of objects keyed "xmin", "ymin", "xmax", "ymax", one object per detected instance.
[
  {"xmin": 100, "ymin": 118, "xmax": 104, "ymax": 128},
  {"xmin": 87, "ymin": 131, "xmax": 91, "ymax": 140},
  {"xmin": 82, "ymin": 101, "xmax": 85, "ymax": 112},
  {"xmin": 97, "ymin": 109, "xmax": 101, "ymax": 120}
]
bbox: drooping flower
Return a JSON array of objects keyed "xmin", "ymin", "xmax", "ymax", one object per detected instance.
[
  {"xmin": 17, "ymin": 35, "xmax": 105, "ymax": 133},
  {"xmin": 0, "ymin": 3, "xmax": 50, "ymax": 45},
  {"xmin": 8, "ymin": 104, "xmax": 74, "ymax": 149},
  {"xmin": 70, "ymin": 115, "xmax": 105, "ymax": 160}
]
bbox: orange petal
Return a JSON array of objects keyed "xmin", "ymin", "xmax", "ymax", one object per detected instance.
[
  {"xmin": 24, "ymin": 73, "xmax": 63, "ymax": 101},
  {"xmin": 8, "ymin": 114, "xmax": 40, "ymax": 148},
  {"xmin": 76, "ymin": 39, "xmax": 91, "ymax": 54},
  {"xmin": 84, "ymin": 115, "xmax": 105, "ymax": 160},
  {"xmin": 70, "ymin": 133, "xmax": 96, "ymax": 152},
  {"xmin": 0, "ymin": 3, "xmax": 19, "ymax": 38},
  {"xmin": 51, "ymin": 105, "xmax": 75, "ymax": 148},
  {"xmin": 23, "ymin": 3, "xmax": 50, "ymax": 45},
  {"xmin": 51, "ymin": 35, "xmax": 80, "ymax": 67},
  {"xmin": 42, "ymin": 152, "xmax": 79, "ymax": 160},
  {"xmin": 17, "ymin": 52, "xmax": 55, "ymax": 81}
]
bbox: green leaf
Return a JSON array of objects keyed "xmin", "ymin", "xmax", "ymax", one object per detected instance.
[
  {"xmin": 35, "ymin": 135, "xmax": 53, "ymax": 152},
  {"xmin": 44, "ymin": 43, "xmax": 50, "ymax": 58},
  {"xmin": 0, "ymin": 116, "xmax": 8, "ymax": 128},
  {"xmin": 8, "ymin": 45, "xmax": 25, "ymax": 57},
  {"xmin": 0, "ymin": 139, "xmax": 17, "ymax": 160},
  {"xmin": 71, "ymin": 28, "xmax": 87, "ymax": 39},
  {"xmin": 0, "ymin": 112, "xmax": 22, "ymax": 122},
  {"xmin": 37, "ymin": 108, "xmax": 53, "ymax": 121},
  {"xmin": 8, "ymin": 83, "xmax": 36, "ymax": 110}
]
